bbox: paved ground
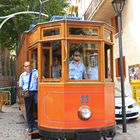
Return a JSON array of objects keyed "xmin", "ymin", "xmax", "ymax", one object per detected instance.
[
  {"xmin": 0, "ymin": 103, "xmax": 140, "ymax": 140},
  {"xmin": 0, "ymin": 104, "xmax": 30, "ymax": 140},
  {"xmin": 114, "ymin": 118, "xmax": 140, "ymax": 140}
]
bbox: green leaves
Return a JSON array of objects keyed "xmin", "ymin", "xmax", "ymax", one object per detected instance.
[{"xmin": 0, "ymin": 0, "xmax": 68, "ymax": 50}]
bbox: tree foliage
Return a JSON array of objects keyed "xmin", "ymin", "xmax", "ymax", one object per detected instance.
[{"xmin": 0, "ymin": 0, "xmax": 69, "ymax": 50}]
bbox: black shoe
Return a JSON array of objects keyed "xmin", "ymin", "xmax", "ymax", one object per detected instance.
[{"xmin": 33, "ymin": 122, "xmax": 38, "ymax": 128}]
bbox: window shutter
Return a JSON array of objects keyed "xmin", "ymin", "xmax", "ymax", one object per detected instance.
[{"xmin": 115, "ymin": 56, "xmax": 126, "ymax": 78}]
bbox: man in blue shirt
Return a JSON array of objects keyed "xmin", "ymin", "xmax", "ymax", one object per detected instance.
[
  {"xmin": 19, "ymin": 61, "xmax": 38, "ymax": 134},
  {"xmin": 69, "ymin": 50, "xmax": 88, "ymax": 80}
]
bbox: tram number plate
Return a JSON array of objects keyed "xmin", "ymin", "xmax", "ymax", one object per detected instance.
[{"xmin": 81, "ymin": 96, "xmax": 89, "ymax": 104}]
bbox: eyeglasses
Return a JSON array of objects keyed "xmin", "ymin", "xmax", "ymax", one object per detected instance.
[
  {"xmin": 74, "ymin": 55, "xmax": 80, "ymax": 57},
  {"xmin": 24, "ymin": 65, "xmax": 30, "ymax": 67}
]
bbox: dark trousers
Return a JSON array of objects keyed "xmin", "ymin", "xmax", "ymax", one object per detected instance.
[{"xmin": 24, "ymin": 91, "xmax": 38, "ymax": 129}]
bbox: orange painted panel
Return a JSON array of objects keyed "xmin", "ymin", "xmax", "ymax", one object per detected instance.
[{"xmin": 38, "ymin": 84, "xmax": 115, "ymax": 129}]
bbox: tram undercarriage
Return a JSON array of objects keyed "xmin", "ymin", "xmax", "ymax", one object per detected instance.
[{"xmin": 39, "ymin": 125, "xmax": 116, "ymax": 140}]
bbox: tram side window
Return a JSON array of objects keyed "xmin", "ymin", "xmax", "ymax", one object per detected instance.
[
  {"xmin": 42, "ymin": 41, "xmax": 62, "ymax": 79},
  {"xmin": 69, "ymin": 43, "xmax": 99, "ymax": 80},
  {"xmin": 31, "ymin": 49, "xmax": 38, "ymax": 69},
  {"xmin": 51, "ymin": 41, "xmax": 61, "ymax": 78},
  {"xmin": 105, "ymin": 44, "xmax": 112, "ymax": 80}
]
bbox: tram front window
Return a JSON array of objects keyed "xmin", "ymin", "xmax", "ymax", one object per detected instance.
[
  {"xmin": 42, "ymin": 41, "xmax": 61, "ymax": 79},
  {"xmin": 69, "ymin": 43, "xmax": 99, "ymax": 80}
]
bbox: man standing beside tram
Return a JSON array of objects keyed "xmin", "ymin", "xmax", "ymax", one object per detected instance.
[{"xmin": 19, "ymin": 61, "xmax": 38, "ymax": 134}]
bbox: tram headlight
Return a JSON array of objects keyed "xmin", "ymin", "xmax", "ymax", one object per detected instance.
[{"xmin": 78, "ymin": 106, "xmax": 92, "ymax": 120}]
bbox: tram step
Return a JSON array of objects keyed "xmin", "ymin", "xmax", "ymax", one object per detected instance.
[
  {"xmin": 31, "ymin": 128, "xmax": 41, "ymax": 139},
  {"xmin": 31, "ymin": 132, "xmax": 41, "ymax": 139}
]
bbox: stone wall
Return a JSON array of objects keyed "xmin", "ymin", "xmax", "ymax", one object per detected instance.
[{"xmin": 0, "ymin": 46, "xmax": 16, "ymax": 88}]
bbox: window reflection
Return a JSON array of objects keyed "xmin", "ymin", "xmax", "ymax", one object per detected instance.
[
  {"xmin": 69, "ymin": 28, "xmax": 98, "ymax": 36},
  {"xmin": 104, "ymin": 30, "xmax": 111, "ymax": 40},
  {"xmin": 87, "ymin": 52, "xmax": 98, "ymax": 80},
  {"xmin": 43, "ymin": 28, "xmax": 60, "ymax": 37}
]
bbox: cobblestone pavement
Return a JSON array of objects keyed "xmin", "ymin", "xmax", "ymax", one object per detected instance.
[
  {"xmin": 0, "ymin": 104, "xmax": 140, "ymax": 140},
  {"xmin": 114, "ymin": 118, "xmax": 140, "ymax": 140},
  {"xmin": 0, "ymin": 104, "xmax": 30, "ymax": 140}
]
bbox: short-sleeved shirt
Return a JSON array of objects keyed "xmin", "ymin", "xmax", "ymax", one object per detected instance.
[
  {"xmin": 19, "ymin": 69, "xmax": 38, "ymax": 91},
  {"xmin": 69, "ymin": 60, "xmax": 86, "ymax": 80}
]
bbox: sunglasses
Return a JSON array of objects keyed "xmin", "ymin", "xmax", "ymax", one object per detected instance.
[{"xmin": 74, "ymin": 54, "xmax": 80, "ymax": 57}]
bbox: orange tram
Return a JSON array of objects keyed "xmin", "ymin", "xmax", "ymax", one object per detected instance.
[{"xmin": 17, "ymin": 16, "xmax": 115, "ymax": 140}]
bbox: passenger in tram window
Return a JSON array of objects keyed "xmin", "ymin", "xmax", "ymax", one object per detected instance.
[
  {"xmin": 69, "ymin": 50, "xmax": 88, "ymax": 80},
  {"xmin": 19, "ymin": 61, "xmax": 38, "ymax": 134},
  {"xmin": 52, "ymin": 57, "xmax": 61, "ymax": 78}
]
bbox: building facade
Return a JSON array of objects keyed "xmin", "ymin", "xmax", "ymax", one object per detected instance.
[
  {"xmin": 67, "ymin": 0, "xmax": 79, "ymax": 17},
  {"xmin": 76, "ymin": 0, "xmax": 140, "ymax": 95}
]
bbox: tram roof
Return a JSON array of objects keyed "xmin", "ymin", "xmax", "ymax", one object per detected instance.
[
  {"xmin": 18, "ymin": 16, "xmax": 113, "ymax": 52},
  {"xmin": 25, "ymin": 16, "xmax": 113, "ymax": 33}
]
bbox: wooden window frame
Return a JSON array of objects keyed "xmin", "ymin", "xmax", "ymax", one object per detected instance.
[{"xmin": 41, "ymin": 26, "xmax": 62, "ymax": 39}]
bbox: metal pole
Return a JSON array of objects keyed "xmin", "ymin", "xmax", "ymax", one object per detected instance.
[
  {"xmin": 0, "ymin": 11, "xmax": 48, "ymax": 19},
  {"xmin": 117, "ymin": 12, "xmax": 127, "ymax": 132},
  {"xmin": 38, "ymin": 1, "xmax": 43, "ymax": 22},
  {"xmin": 0, "ymin": 11, "xmax": 48, "ymax": 30}
]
